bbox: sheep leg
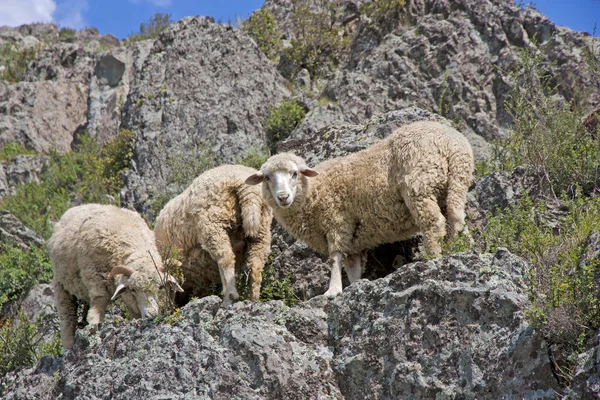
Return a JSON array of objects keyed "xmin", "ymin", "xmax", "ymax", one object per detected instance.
[
  {"xmin": 344, "ymin": 254, "xmax": 363, "ymax": 284},
  {"xmin": 203, "ymin": 231, "xmax": 239, "ymax": 307},
  {"xmin": 87, "ymin": 295, "xmax": 110, "ymax": 325},
  {"xmin": 246, "ymin": 234, "xmax": 271, "ymax": 302},
  {"xmin": 324, "ymin": 251, "xmax": 344, "ymax": 298},
  {"xmin": 54, "ymin": 281, "xmax": 78, "ymax": 349},
  {"xmin": 402, "ymin": 191, "xmax": 446, "ymax": 258}
]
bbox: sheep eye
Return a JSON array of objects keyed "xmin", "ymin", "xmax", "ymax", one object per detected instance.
[
  {"xmin": 292, "ymin": 172, "xmax": 298, "ymax": 179},
  {"xmin": 265, "ymin": 176, "xmax": 270, "ymax": 182}
]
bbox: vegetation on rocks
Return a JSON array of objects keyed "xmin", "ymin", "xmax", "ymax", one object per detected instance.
[
  {"xmin": 242, "ymin": 8, "xmax": 282, "ymax": 61},
  {"xmin": 265, "ymin": 99, "xmax": 306, "ymax": 147},
  {"xmin": 0, "ymin": 43, "xmax": 42, "ymax": 83},
  {"xmin": 125, "ymin": 13, "xmax": 173, "ymax": 43}
]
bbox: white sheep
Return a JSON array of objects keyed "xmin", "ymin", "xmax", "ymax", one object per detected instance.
[
  {"xmin": 245, "ymin": 120, "xmax": 474, "ymax": 297},
  {"xmin": 154, "ymin": 164, "xmax": 273, "ymax": 307},
  {"xmin": 48, "ymin": 204, "xmax": 183, "ymax": 349}
]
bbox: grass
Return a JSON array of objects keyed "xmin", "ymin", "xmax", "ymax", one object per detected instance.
[
  {"xmin": 0, "ymin": 43, "xmax": 42, "ymax": 83},
  {"xmin": 0, "ymin": 129, "xmax": 135, "ymax": 240}
]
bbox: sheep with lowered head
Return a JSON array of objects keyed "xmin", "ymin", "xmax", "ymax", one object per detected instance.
[
  {"xmin": 49, "ymin": 204, "xmax": 183, "ymax": 349},
  {"xmin": 245, "ymin": 120, "xmax": 474, "ymax": 297},
  {"xmin": 154, "ymin": 164, "xmax": 273, "ymax": 307}
]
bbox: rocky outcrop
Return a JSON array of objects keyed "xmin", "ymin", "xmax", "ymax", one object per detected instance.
[
  {"xmin": 0, "ymin": 210, "xmax": 44, "ymax": 248},
  {"xmin": 265, "ymin": 0, "xmax": 600, "ymax": 144},
  {"xmin": 120, "ymin": 16, "xmax": 291, "ymax": 214},
  {"xmin": 0, "ymin": 249, "xmax": 561, "ymax": 399},
  {"xmin": 0, "ymin": 154, "xmax": 48, "ymax": 198}
]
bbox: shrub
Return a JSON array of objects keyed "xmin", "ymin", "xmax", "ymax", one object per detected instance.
[
  {"xmin": 282, "ymin": 0, "xmax": 350, "ymax": 78},
  {"xmin": 126, "ymin": 13, "xmax": 173, "ymax": 43},
  {"xmin": 265, "ymin": 99, "xmax": 306, "ymax": 147},
  {"xmin": 484, "ymin": 42, "xmax": 600, "ymax": 197},
  {"xmin": 242, "ymin": 8, "xmax": 282, "ymax": 61},
  {"xmin": 0, "ymin": 131, "xmax": 135, "ymax": 239},
  {"xmin": 359, "ymin": 0, "xmax": 406, "ymax": 32},
  {"xmin": 0, "ymin": 245, "xmax": 53, "ymax": 311},
  {"xmin": 0, "ymin": 312, "xmax": 61, "ymax": 378},
  {"xmin": 236, "ymin": 147, "xmax": 269, "ymax": 170},
  {"xmin": 0, "ymin": 43, "xmax": 42, "ymax": 83},
  {"xmin": 236, "ymin": 255, "xmax": 299, "ymax": 307},
  {"xmin": 0, "ymin": 143, "xmax": 35, "ymax": 161},
  {"xmin": 58, "ymin": 28, "xmax": 76, "ymax": 42}
]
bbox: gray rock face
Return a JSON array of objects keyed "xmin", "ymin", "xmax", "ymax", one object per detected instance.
[
  {"xmin": 0, "ymin": 154, "xmax": 48, "ymax": 198},
  {"xmin": 1, "ymin": 250, "xmax": 560, "ymax": 399},
  {"xmin": 121, "ymin": 16, "xmax": 291, "ymax": 213},
  {"xmin": 87, "ymin": 42, "xmax": 153, "ymax": 145},
  {"xmin": 264, "ymin": 0, "xmax": 600, "ymax": 144},
  {"xmin": 0, "ymin": 210, "xmax": 44, "ymax": 248}
]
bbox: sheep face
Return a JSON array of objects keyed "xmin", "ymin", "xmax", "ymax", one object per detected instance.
[
  {"xmin": 245, "ymin": 154, "xmax": 318, "ymax": 208},
  {"xmin": 109, "ymin": 266, "xmax": 183, "ymax": 319}
]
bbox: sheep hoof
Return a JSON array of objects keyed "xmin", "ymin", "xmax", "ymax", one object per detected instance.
[{"xmin": 323, "ymin": 288, "xmax": 342, "ymax": 298}]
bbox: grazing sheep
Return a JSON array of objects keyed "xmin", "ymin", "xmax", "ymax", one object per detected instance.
[
  {"xmin": 246, "ymin": 120, "xmax": 474, "ymax": 297},
  {"xmin": 49, "ymin": 204, "xmax": 183, "ymax": 349},
  {"xmin": 154, "ymin": 164, "xmax": 273, "ymax": 307}
]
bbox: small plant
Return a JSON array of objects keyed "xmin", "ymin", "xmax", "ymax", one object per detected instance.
[
  {"xmin": 126, "ymin": 13, "xmax": 173, "ymax": 43},
  {"xmin": 0, "ymin": 43, "xmax": 42, "ymax": 83},
  {"xmin": 165, "ymin": 148, "xmax": 216, "ymax": 189},
  {"xmin": 0, "ymin": 245, "xmax": 53, "ymax": 311},
  {"xmin": 0, "ymin": 312, "xmax": 62, "ymax": 378},
  {"xmin": 242, "ymin": 8, "xmax": 282, "ymax": 61},
  {"xmin": 282, "ymin": 0, "xmax": 350, "ymax": 78},
  {"xmin": 265, "ymin": 99, "xmax": 306, "ymax": 147},
  {"xmin": 0, "ymin": 143, "xmax": 35, "ymax": 161},
  {"xmin": 58, "ymin": 28, "xmax": 76, "ymax": 42},
  {"xmin": 236, "ymin": 147, "xmax": 269, "ymax": 169},
  {"xmin": 359, "ymin": 0, "xmax": 406, "ymax": 28},
  {"xmin": 0, "ymin": 132, "xmax": 135, "ymax": 239}
]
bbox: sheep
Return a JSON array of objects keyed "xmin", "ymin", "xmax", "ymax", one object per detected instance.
[
  {"xmin": 154, "ymin": 164, "xmax": 273, "ymax": 307},
  {"xmin": 48, "ymin": 204, "xmax": 183, "ymax": 349},
  {"xmin": 245, "ymin": 120, "xmax": 474, "ymax": 297}
]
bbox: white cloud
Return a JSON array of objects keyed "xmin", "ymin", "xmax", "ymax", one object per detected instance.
[
  {"xmin": 0, "ymin": 0, "xmax": 56, "ymax": 27},
  {"xmin": 129, "ymin": 0, "xmax": 173, "ymax": 7},
  {"xmin": 54, "ymin": 0, "xmax": 88, "ymax": 29}
]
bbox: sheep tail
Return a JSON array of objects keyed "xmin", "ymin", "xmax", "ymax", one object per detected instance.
[
  {"xmin": 445, "ymin": 147, "xmax": 474, "ymax": 234},
  {"xmin": 236, "ymin": 184, "xmax": 264, "ymax": 238}
]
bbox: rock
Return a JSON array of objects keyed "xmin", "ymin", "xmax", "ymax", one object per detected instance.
[
  {"xmin": 121, "ymin": 16, "xmax": 291, "ymax": 215},
  {"xmin": 87, "ymin": 41, "xmax": 153, "ymax": 145},
  {"xmin": 20, "ymin": 284, "xmax": 55, "ymax": 323},
  {"xmin": 263, "ymin": 0, "xmax": 600, "ymax": 148},
  {"xmin": 0, "ymin": 154, "xmax": 49, "ymax": 198},
  {"xmin": 0, "ymin": 210, "xmax": 44, "ymax": 248},
  {"xmin": 1, "ymin": 250, "xmax": 560, "ymax": 399}
]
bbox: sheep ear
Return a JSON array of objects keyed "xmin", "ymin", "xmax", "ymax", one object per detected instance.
[
  {"xmin": 167, "ymin": 275, "xmax": 184, "ymax": 293},
  {"xmin": 111, "ymin": 282, "xmax": 127, "ymax": 301},
  {"xmin": 300, "ymin": 167, "xmax": 319, "ymax": 177},
  {"xmin": 108, "ymin": 266, "xmax": 134, "ymax": 278},
  {"xmin": 245, "ymin": 172, "xmax": 264, "ymax": 185}
]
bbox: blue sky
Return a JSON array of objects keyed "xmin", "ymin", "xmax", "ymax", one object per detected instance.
[{"xmin": 0, "ymin": 0, "xmax": 598, "ymax": 39}]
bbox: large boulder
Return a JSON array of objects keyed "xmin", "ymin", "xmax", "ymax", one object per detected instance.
[
  {"xmin": 1, "ymin": 249, "xmax": 560, "ymax": 399},
  {"xmin": 121, "ymin": 16, "xmax": 291, "ymax": 215}
]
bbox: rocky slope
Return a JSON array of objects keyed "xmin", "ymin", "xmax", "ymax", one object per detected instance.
[
  {"xmin": 1, "ymin": 0, "xmax": 600, "ymax": 398},
  {"xmin": 2, "ymin": 250, "xmax": 560, "ymax": 399}
]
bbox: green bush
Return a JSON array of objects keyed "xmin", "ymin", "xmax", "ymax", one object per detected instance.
[
  {"xmin": 483, "ymin": 42, "xmax": 600, "ymax": 197},
  {"xmin": 58, "ymin": 28, "xmax": 76, "ymax": 42},
  {"xmin": 242, "ymin": 9, "xmax": 282, "ymax": 61},
  {"xmin": 0, "ymin": 43, "xmax": 42, "ymax": 83},
  {"xmin": 236, "ymin": 255, "xmax": 299, "ymax": 307},
  {"xmin": 283, "ymin": 0, "xmax": 350, "ymax": 78},
  {"xmin": 359, "ymin": 0, "xmax": 406, "ymax": 32},
  {"xmin": 0, "ymin": 312, "xmax": 61, "ymax": 378},
  {"xmin": 0, "ymin": 143, "xmax": 35, "ymax": 161},
  {"xmin": 0, "ymin": 245, "xmax": 53, "ymax": 311},
  {"xmin": 265, "ymin": 99, "xmax": 306, "ymax": 147},
  {"xmin": 236, "ymin": 147, "xmax": 269, "ymax": 170},
  {"xmin": 0, "ymin": 130, "xmax": 135, "ymax": 239},
  {"xmin": 126, "ymin": 13, "xmax": 173, "ymax": 43}
]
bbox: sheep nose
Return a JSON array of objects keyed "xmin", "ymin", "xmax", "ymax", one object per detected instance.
[{"xmin": 278, "ymin": 194, "xmax": 290, "ymax": 203}]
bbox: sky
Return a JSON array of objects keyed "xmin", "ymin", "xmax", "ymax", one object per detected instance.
[{"xmin": 0, "ymin": 0, "xmax": 598, "ymax": 39}]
